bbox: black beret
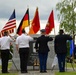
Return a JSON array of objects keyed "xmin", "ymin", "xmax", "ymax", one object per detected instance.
[
  {"xmin": 59, "ymin": 29, "xmax": 64, "ymax": 33},
  {"xmin": 40, "ymin": 29, "xmax": 46, "ymax": 33}
]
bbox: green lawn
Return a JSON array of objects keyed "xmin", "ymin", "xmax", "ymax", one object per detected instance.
[
  {"xmin": 66, "ymin": 62, "xmax": 76, "ymax": 68},
  {"xmin": 55, "ymin": 72, "xmax": 76, "ymax": 75},
  {"xmin": 0, "ymin": 62, "xmax": 12, "ymax": 70},
  {"xmin": 0, "ymin": 62, "xmax": 76, "ymax": 75},
  {"xmin": 0, "ymin": 73, "xmax": 18, "ymax": 75},
  {"xmin": 55, "ymin": 62, "xmax": 76, "ymax": 75},
  {"xmin": 0, "ymin": 61, "xmax": 18, "ymax": 75}
]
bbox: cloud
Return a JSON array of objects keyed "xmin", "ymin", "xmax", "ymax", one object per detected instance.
[
  {"xmin": 0, "ymin": 0, "xmax": 61, "ymax": 33},
  {"xmin": 0, "ymin": 0, "xmax": 61, "ymax": 20}
]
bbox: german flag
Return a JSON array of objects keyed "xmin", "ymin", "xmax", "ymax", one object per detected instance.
[{"xmin": 17, "ymin": 8, "xmax": 29, "ymax": 35}]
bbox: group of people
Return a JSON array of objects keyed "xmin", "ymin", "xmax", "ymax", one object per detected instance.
[{"xmin": 0, "ymin": 28, "xmax": 72, "ymax": 73}]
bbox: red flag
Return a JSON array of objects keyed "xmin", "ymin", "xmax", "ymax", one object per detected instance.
[
  {"xmin": 17, "ymin": 8, "xmax": 29, "ymax": 35},
  {"xmin": 45, "ymin": 10, "xmax": 55, "ymax": 34},
  {"xmin": 29, "ymin": 7, "xmax": 40, "ymax": 34},
  {"xmin": 1, "ymin": 9, "xmax": 16, "ymax": 36}
]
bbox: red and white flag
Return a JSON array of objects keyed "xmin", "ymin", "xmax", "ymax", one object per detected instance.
[{"xmin": 45, "ymin": 10, "xmax": 55, "ymax": 34}]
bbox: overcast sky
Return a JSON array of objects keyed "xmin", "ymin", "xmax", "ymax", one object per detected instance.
[{"xmin": 0, "ymin": 0, "xmax": 62, "ymax": 34}]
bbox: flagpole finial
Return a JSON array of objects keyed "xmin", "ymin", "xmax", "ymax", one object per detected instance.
[
  {"xmin": 37, "ymin": 7, "xmax": 38, "ymax": 10},
  {"xmin": 27, "ymin": 5, "xmax": 29, "ymax": 9}
]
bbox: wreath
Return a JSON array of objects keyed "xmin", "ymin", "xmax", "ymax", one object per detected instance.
[{"xmin": 9, "ymin": 44, "xmax": 13, "ymax": 60}]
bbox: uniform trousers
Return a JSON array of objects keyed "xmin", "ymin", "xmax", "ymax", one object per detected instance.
[
  {"xmin": 57, "ymin": 53, "xmax": 66, "ymax": 72},
  {"xmin": 19, "ymin": 48, "xmax": 29, "ymax": 73},
  {"xmin": 1, "ymin": 49, "xmax": 9, "ymax": 73},
  {"xmin": 38, "ymin": 53, "xmax": 48, "ymax": 72}
]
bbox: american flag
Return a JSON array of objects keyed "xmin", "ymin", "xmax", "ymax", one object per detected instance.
[{"xmin": 1, "ymin": 9, "xmax": 16, "ymax": 36}]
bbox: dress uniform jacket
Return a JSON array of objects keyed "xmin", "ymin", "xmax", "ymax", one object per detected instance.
[
  {"xmin": 54, "ymin": 34, "xmax": 72, "ymax": 54},
  {"xmin": 35, "ymin": 35, "xmax": 53, "ymax": 53}
]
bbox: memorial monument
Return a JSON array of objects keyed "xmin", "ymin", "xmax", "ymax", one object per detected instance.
[{"xmin": 10, "ymin": 34, "xmax": 58, "ymax": 71}]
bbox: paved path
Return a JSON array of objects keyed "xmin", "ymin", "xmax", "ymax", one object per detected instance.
[{"xmin": 18, "ymin": 70, "xmax": 55, "ymax": 75}]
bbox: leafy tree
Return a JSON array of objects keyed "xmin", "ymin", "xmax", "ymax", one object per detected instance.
[{"xmin": 56, "ymin": 0, "xmax": 76, "ymax": 41}]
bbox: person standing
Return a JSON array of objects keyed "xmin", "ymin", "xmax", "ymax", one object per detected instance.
[
  {"xmin": 0, "ymin": 31, "xmax": 15, "ymax": 73},
  {"xmin": 54, "ymin": 29, "xmax": 72, "ymax": 72},
  {"xmin": 16, "ymin": 29, "xmax": 33, "ymax": 73},
  {"xmin": 35, "ymin": 29, "xmax": 53, "ymax": 73}
]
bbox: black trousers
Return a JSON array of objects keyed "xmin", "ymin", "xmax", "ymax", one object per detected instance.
[
  {"xmin": 1, "ymin": 50, "xmax": 9, "ymax": 73},
  {"xmin": 19, "ymin": 48, "xmax": 29, "ymax": 73},
  {"xmin": 57, "ymin": 53, "xmax": 66, "ymax": 72}
]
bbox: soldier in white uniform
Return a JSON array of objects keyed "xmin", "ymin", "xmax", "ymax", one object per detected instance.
[
  {"xmin": 16, "ymin": 29, "xmax": 33, "ymax": 73},
  {"xmin": 0, "ymin": 31, "xmax": 15, "ymax": 73}
]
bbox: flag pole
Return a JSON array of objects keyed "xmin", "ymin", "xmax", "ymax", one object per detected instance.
[
  {"xmin": 14, "ymin": 9, "xmax": 17, "ymax": 36},
  {"xmin": 27, "ymin": 5, "xmax": 30, "ymax": 34},
  {"xmin": 54, "ymin": 12, "xmax": 56, "ymax": 36},
  {"xmin": 54, "ymin": 26, "xmax": 56, "ymax": 36},
  {"xmin": 53, "ymin": 9, "xmax": 55, "ymax": 36}
]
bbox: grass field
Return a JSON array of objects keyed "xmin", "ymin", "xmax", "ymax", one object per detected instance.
[
  {"xmin": 66, "ymin": 62, "xmax": 76, "ymax": 68},
  {"xmin": 0, "ymin": 61, "xmax": 76, "ymax": 75},
  {"xmin": 55, "ymin": 72, "xmax": 76, "ymax": 75},
  {"xmin": 55, "ymin": 62, "xmax": 76, "ymax": 75},
  {"xmin": 0, "ymin": 61, "xmax": 18, "ymax": 75},
  {"xmin": 0, "ymin": 73, "xmax": 18, "ymax": 75},
  {"xmin": 0, "ymin": 61, "xmax": 12, "ymax": 70}
]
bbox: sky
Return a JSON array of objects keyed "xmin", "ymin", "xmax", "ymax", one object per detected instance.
[{"xmin": 0, "ymin": 0, "xmax": 62, "ymax": 35}]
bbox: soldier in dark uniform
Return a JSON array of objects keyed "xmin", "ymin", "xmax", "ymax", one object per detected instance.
[
  {"xmin": 54, "ymin": 29, "xmax": 72, "ymax": 72},
  {"xmin": 35, "ymin": 29, "xmax": 53, "ymax": 73}
]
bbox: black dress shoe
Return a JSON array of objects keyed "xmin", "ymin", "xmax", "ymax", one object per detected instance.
[
  {"xmin": 6, "ymin": 72, "xmax": 9, "ymax": 73},
  {"xmin": 21, "ymin": 71, "xmax": 28, "ymax": 73},
  {"xmin": 60, "ymin": 71, "xmax": 65, "ymax": 72},
  {"xmin": 2, "ymin": 72, "xmax": 9, "ymax": 73},
  {"xmin": 40, "ymin": 71, "xmax": 47, "ymax": 73},
  {"xmin": 40, "ymin": 71, "xmax": 43, "ymax": 73},
  {"xmin": 43, "ymin": 71, "xmax": 47, "ymax": 73}
]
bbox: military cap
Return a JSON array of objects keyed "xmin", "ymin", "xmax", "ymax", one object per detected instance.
[{"xmin": 40, "ymin": 29, "xmax": 46, "ymax": 33}]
